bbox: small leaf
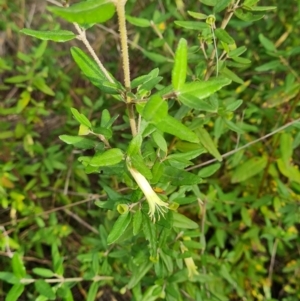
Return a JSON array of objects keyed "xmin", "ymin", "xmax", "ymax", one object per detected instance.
[
  {"xmin": 32, "ymin": 77, "xmax": 55, "ymax": 96},
  {"xmin": 258, "ymin": 34, "xmax": 277, "ymax": 52},
  {"xmin": 280, "ymin": 133, "xmax": 293, "ymax": 166},
  {"xmin": 178, "ymin": 77, "xmax": 231, "ymax": 101},
  {"xmin": 142, "ymin": 94, "xmax": 168, "ymax": 123},
  {"xmin": 234, "ymin": 8, "xmax": 264, "ymax": 22},
  {"xmin": 20, "ymin": 29, "xmax": 76, "ymax": 42},
  {"xmin": 174, "ymin": 21, "xmax": 209, "ymax": 30},
  {"xmin": 157, "ymin": 115, "xmax": 199, "ymax": 143},
  {"xmin": 70, "ymin": 108, "xmax": 92, "ymax": 128},
  {"xmin": 130, "ymin": 154, "xmax": 152, "ymax": 180},
  {"xmin": 0, "ymin": 272, "xmax": 19, "ymax": 284},
  {"xmin": 127, "ymin": 261, "xmax": 152, "ymax": 289},
  {"xmin": 87, "ymin": 282, "xmax": 100, "ymax": 301},
  {"xmin": 214, "ymin": 0, "xmax": 231, "ymax": 13},
  {"xmin": 161, "ymin": 166, "xmax": 202, "ymax": 186},
  {"xmin": 11, "ymin": 253, "xmax": 26, "ymax": 279},
  {"xmin": 89, "ymin": 149, "xmax": 124, "ymax": 167},
  {"xmin": 215, "ymin": 28, "xmax": 235, "ymax": 44},
  {"xmin": 127, "ymin": 134, "xmax": 143, "ymax": 156},
  {"xmin": 172, "ymin": 38, "xmax": 188, "ymax": 90},
  {"xmin": 200, "ymin": 0, "xmax": 217, "ymax": 5},
  {"xmin": 152, "ymin": 131, "xmax": 168, "ymax": 153},
  {"xmin": 220, "ymin": 66, "xmax": 244, "ymax": 84},
  {"xmin": 126, "ymin": 15, "xmax": 151, "ymax": 27},
  {"xmin": 178, "ymin": 94, "xmax": 217, "ymax": 112},
  {"xmin": 107, "ymin": 212, "xmax": 132, "ymax": 245},
  {"xmin": 172, "ymin": 212, "xmax": 199, "ymax": 229},
  {"xmin": 187, "ymin": 11, "xmax": 207, "ymax": 20},
  {"xmin": 198, "ymin": 163, "xmax": 221, "ymax": 177},
  {"xmin": 231, "ymin": 156, "xmax": 268, "ymax": 183},
  {"xmin": 32, "ymin": 268, "xmax": 55, "ymax": 278},
  {"xmin": 142, "ymin": 50, "xmax": 171, "ymax": 63},
  {"xmin": 196, "ymin": 127, "xmax": 222, "ymax": 161},
  {"xmin": 35, "ymin": 280, "xmax": 56, "ymax": 300},
  {"xmin": 59, "ymin": 135, "xmax": 95, "ymax": 149},
  {"xmin": 5, "ymin": 284, "xmax": 24, "ymax": 301},
  {"xmin": 47, "ymin": 0, "xmax": 115, "ymax": 25}
]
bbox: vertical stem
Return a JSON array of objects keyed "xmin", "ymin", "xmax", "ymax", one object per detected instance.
[
  {"xmin": 114, "ymin": 0, "xmax": 131, "ymax": 91},
  {"xmin": 114, "ymin": 0, "xmax": 137, "ymax": 136}
]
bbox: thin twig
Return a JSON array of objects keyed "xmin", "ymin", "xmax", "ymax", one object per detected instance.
[
  {"xmin": 268, "ymin": 238, "xmax": 279, "ymax": 283},
  {"xmin": 187, "ymin": 118, "xmax": 300, "ymax": 171}
]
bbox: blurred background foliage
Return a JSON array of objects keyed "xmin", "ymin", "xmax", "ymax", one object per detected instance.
[{"xmin": 0, "ymin": 0, "xmax": 299, "ymax": 300}]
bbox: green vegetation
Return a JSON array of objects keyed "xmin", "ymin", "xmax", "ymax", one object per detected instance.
[{"xmin": 0, "ymin": 0, "xmax": 299, "ymax": 300}]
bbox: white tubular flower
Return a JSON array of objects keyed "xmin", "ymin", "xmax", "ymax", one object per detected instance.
[
  {"xmin": 128, "ymin": 167, "xmax": 169, "ymax": 222},
  {"xmin": 180, "ymin": 242, "xmax": 199, "ymax": 279}
]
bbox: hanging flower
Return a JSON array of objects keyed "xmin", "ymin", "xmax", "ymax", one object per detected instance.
[{"xmin": 128, "ymin": 166, "xmax": 169, "ymax": 222}]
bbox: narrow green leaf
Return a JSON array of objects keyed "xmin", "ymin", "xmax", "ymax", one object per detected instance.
[
  {"xmin": 126, "ymin": 15, "xmax": 151, "ymax": 27},
  {"xmin": 142, "ymin": 94, "xmax": 168, "ymax": 123},
  {"xmin": 127, "ymin": 261, "xmax": 152, "ymax": 289},
  {"xmin": 0, "ymin": 272, "xmax": 19, "ymax": 285},
  {"xmin": 214, "ymin": 0, "xmax": 231, "ymax": 12},
  {"xmin": 70, "ymin": 108, "xmax": 91, "ymax": 128},
  {"xmin": 35, "ymin": 280, "xmax": 56, "ymax": 300},
  {"xmin": 244, "ymin": 5, "xmax": 276, "ymax": 11},
  {"xmin": 89, "ymin": 149, "xmax": 124, "ymax": 167},
  {"xmin": 11, "ymin": 253, "xmax": 26, "ymax": 279},
  {"xmin": 5, "ymin": 284, "xmax": 24, "ymax": 301},
  {"xmin": 228, "ymin": 46, "xmax": 247, "ymax": 57},
  {"xmin": 215, "ymin": 28, "xmax": 235, "ymax": 44},
  {"xmin": 152, "ymin": 131, "xmax": 168, "ymax": 153},
  {"xmin": 127, "ymin": 133, "xmax": 143, "ymax": 156},
  {"xmin": 241, "ymin": 207, "xmax": 252, "ymax": 227},
  {"xmin": 47, "ymin": 0, "xmax": 115, "ymax": 25},
  {"xmin": 172, "ymin": 38, "xmax": 188, "ymax": 90},
  {"xmin": 223, "ymin": 118, "xmax": 244, "ymax": 134},
  {"xmin": 198, "ymin": 163, "xmax": 221, "ymax": 178},
  {"xmin": 130, "ymin": 154, "xmax": 152, "ymax": 179},
  {"xmin": 196, "ymin": 127, "xmax": 222, "ymax": 161},
  {"xmin": 172, "ymin": 212, "xmax": 199, "ymax": 229},
  {"xmin": 59, "ymin": 135, "xmax": 95, "ymax": 149},
  {"xmin": 258, "ymin": 34, "xmax": 277, "ymax": 52},
  {"xmin": 32, "ymin": 268, "xmax": 54, "ymax": 278},
  {"xmin": 234, "ymin": 8, "xmax": 264, "ymax": 22},
  {"xmin": 231, "ymin": 156, "xmax": 268, "ymax": 183},
  {"xmin": 178, "ymin": 93, "xmax": 217, "ymax": 112},
  {"xmin": 200, "ymin": 0, "xmax": 217, "ymax": 6},
  {"xmin": 187, "ymin": 11, "xmax": 207, "ymax": 20},
  {"xmin": 178, "ymin": 77, "xmax": 231, "ymax": 101},
  {"xmin": 157, "ymin": 115, "xmax": 199, "ymax": 143},
  {"xmin": 20, "ymin": 29, "xmax": 76, "ymax": 42},
  {"xmin": 107, "ymin": 212, "xmax": 132, "ymax": 245},
  {"xmin": 174, "ymin": 21, "xmax": 209, "ymax": 30},
  {"xmin": 142, "ymin": 50, "xmax": 171, "ymax": 63},
  {"xmin": 133, "ymin": 210, "xmax": 143, "ymax": 236},
  {"xmin": 32, "ymin": 77, "xmax": 55, "ymax": 96},
  {"xmin": 87, "ymin": 282, "xmax": 100, "ymax": 301},
  {"xmin": 220, "ymin": 66, "xmax": 244, "ymax": 84}
]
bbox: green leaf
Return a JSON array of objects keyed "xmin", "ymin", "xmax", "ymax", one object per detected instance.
[
  {"xmin": 142, "ymin": 50, "xmax": 171, "ymax": 63},
  {"xmin": 126, "ymin": 15, "xmax": 151, "ymax": 27},
  {"xmin": 178, "ymin": 77, "xmax": 231, "ymax": 101},
  {"xmin": 198, "ymin": 163, "xmax": 221, "ymax": 178},
  {"xmin": 133, "ymin": 210, "xmax": 143, "ymax": 236},
  {"xmin": 172, "ymin": 212, "xmax": 199, "ymax": 229},
  {"xmin": 157, "ymin": 115, "xmax": 199, "ymax": 143},
  {"xmin": 160, "ymin": 166, "xmax": 202, "ymax": 186},
  {"xmin": 87, "ymin": 282, "xmax": 100, "ymax": 301},
  {"xmin": 0, "ymin": 272, "xmax": 19, "ymax": 284},
  {"xmin": 280, "ymin": 133, "xmax": 293, "ymax": 166},
  {"xmin": 214, "ymin": 0, "xmax": 231, "ymax": 13},
  {"xmin": 11, "ymin": 253, "xmax": 26, "ymax": 279},
  {"xmin": 187, "ymin": 11, "xmax": 207, "ymax": 20},
  {"xmin": 241, "ymin": 207, "xmax": 252, "ymax": 227},
  {"xmin": 223, "ymin": 118, "xmax": 244, "ymax": 134},
  {"xmin": 20, "ymin": 29, "xmax": 76, "ymax": 42},
  {"xmin": 174, "ymin": 21, "xmax": 209, "ymax": 31},
  {"xmin": 89, "ymin": 149, "xmax": 124, "ymax": 167},
  {"xmin": 178, "ymin": 94, "xmax": 217, "ymax": 112},
  {"xmin": 142, "ymin": 94, "xmax": 168, "ymax": 123},
  {"xmin": 127, "ymin": 261, "xmax": 153, "ymax": 289},
  {"xmin": 35, "ymin": 280, "xmax": 56, "ymax": 300},
  {"xmin": 5, "ymin": 284, "xmax": 24, "ymax": 301},
  {"xmin": 234, "ymin": 8, "xmax": 264, "ymax": 22},
  {"xmin": 131, "ymin": 74, "xmax": 152, "ymax": 89},
  {"xmin": 70, "ymin": 107, "xmax": 92, "ymax": 128},
  {"xmin": 243, "ymin": 5, "xmax": 276, "ymax": 11},
  {"xmin": 228, "ymin": 46, "xmax": 247, "ymax": 57},
  {"xmin": 215, "ymin": 28, "xmax": 235, "ymax": 44},
  {"xmin": 220, "ymin": 66, "xmax": 244, "ymax": 84},
  {"xmin": 196, "ymin": 127, "xmax": 222, "ymax": 161},
  {"xmin": 152, "ymin": 131, "xmax": 168, "ymax": 153},
  {"xmin": 172, "ymin": 38, "xmax": 188, "ymax": 90},
  {"xmin": 47, "ymin": 0, "xmax": 115, "ymax": 25},
  {"xmin": 59, "ymin": 135, "xmax": 95, "ymax": 149},
  {"xmin": 32, "ymin": 77, "xmax": 55, "ymax": 96},
  {"xmin": 70, "ymin": 46, "xmax": 105, "ymax": 81},
  {"xmin": 32, "ymin": 268, "xmax": 54, "ymax": 278},
  {"xmin": 127, "ymin": 133, "xmax": 143, "ymax": 156},
  {"xmin": 130, "ymin": 154, "xmax": 152, "ymax": 179},
  {"xmin": 107, "ymin": 212, "xmax": 132, "ymax": 245},
  {"xmin": 258, "ymin": 33, "xmax": 277, "ymax": 52},
  {"xmin": 200, "ymin": 0, "xmax": 217, "ymax": 5},
  {"xmin": 231, "ymin": 156, "xmax": 268, "ymax": 183}
]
